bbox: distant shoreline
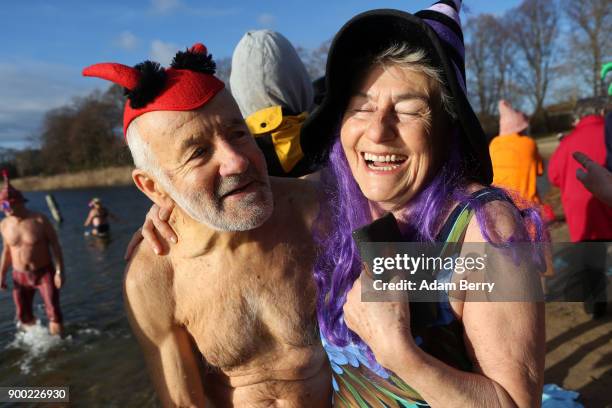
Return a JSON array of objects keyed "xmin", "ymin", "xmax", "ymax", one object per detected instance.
[
  {"xmin": 12, "ymin": 166, "xmax": 134, "ymax": 192},
  {"xmin": 10, "ymin": 136, "xmax": 559, "ymax": 192}
]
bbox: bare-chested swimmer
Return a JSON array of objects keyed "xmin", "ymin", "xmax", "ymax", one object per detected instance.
[
  {"xmin": 83, "ymin": 44, "xmax": 331, "ymax": 407},
  {"xmin": 0, "ymin": 171, "xmax": 65, "ymax": 335}
]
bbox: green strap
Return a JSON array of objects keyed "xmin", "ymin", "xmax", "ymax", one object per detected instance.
[
  {"xmin": 602, "ymin": 62, "xmax": 612, "ymax": 96},
  {"xmin": 444, "ymin": 208, "xmax": 473, "ymax": 243}
]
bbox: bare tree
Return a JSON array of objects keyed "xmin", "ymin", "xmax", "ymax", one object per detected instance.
[
  {"xmin": 507, "ymin": 0, "xmax": 560, "ymax": 115},
  {"xmin": 296, "ymin": 39, "xmax": 330, "ymax": 80},
  {"xmin": 464, "ymin": 10, "xmax": 528, "ymax": 134},
  {"xmin": 215, "ymin": 56, "xmax": 232, "ymax": 85},
  {"xmin": 39, "ymin": 87, "xmax": 128, "ymax": 174},
  {"xmin": 465, "ymin": 15, "xmax": 495, "ymax": 115},
  {"xmin": 465, "ymin": 14, "xmax": 519, "ymax": 116},
  {"xmin": 563, "ymin": 0, "xmax": 612, "ymax": 96}
]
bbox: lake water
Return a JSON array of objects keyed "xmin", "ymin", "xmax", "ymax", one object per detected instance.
[{"xmin": 0, "ymin": 186, "xmax": 159, "ymax": 407}]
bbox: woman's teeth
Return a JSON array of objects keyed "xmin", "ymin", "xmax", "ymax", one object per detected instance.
[{"xmin": 363, "ymin": 152, "xmax": 407, "ymax": 171}]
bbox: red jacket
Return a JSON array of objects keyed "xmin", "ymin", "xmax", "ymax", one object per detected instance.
[{"xmin": 548, "ymin": 115, "xmax": 612, "ymax": 241}]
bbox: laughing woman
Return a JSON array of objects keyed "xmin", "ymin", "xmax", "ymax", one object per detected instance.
[{"xmin": 300, "ymin": 3, "xmax": 546, "ymax": 407}]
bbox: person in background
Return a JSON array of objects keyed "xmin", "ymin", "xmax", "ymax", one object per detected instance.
[
  {"xmin": 489, "ymin": 99, "xmax": 555, "ymax": 222},
  {"xmin": 601, "ymin": 62, "xmax": 612, "ymax": 171},
  {"xmin": 549, "ymin": 97, "xmax": 612, "ymax": 318},
  {"xmin": 84, "ymin": 197, "xmax": 117, "ymax": 237},
  {"xmin": 0, "ymin": 171, "xmax": 65, "ymax": 335},
  {"xmin": 230, "ymin": 29, "xmax": 317, "ymax": 177}
]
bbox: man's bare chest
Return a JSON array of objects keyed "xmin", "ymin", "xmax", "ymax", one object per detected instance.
[
  {"xmin": 171, "ymin": 244, "xmax": 319, "ymax": 370},
  {"xmin": 3, "ymin": 219, "xmax": 44, "ymax": 247}
]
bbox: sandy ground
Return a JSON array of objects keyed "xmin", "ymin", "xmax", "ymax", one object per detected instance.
[
  {"xmin": 544, "ymin": 203, "xmax": 611, "ymax": 408},
  {"xmin": 539, "ymin": 135, "xmax": 611, "ymax": 407},
  {"xmin": 545, "ymin": 303, "xmax": 612, "ymax": 407}
]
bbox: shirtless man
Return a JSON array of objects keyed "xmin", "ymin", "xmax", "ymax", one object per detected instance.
[
  {"xmin": 0, "ymin": 172, "xmax": 65, "ymax": 335},
  {"xmin": 83, "ymin": 44, "xmax": 331, "ymax": 407}
]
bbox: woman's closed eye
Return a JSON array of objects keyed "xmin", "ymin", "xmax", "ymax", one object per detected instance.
[
  {"xmin": 352, "ymin": 103, "xmax": 375, "ymax": 113},
  {"xmin": 396, "ymin": 110, "xmax": 420, "ymax": 116}
]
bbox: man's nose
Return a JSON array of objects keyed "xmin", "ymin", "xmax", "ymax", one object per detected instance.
[
  {"xmin": 365, "ymin": 112, "xmax": 396, "ymax": 143},
  {"xmin": 216, "ymin": 141, "xmax": 249, "ymax": 177}
]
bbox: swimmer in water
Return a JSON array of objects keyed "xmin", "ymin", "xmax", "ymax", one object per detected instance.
[
  {"xmin": 83, "ymin": 198, "xmax": 117, "ymax": 236},
  {"xmin": 0, "ymin": 171, "xmax": 65, "ymax": 335}
]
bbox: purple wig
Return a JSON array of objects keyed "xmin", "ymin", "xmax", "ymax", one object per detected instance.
[{"xmin": 314, "ymin": 130, "xmax": 547, "ymax": 349}]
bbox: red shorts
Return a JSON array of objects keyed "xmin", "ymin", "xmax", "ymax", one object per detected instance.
[{"xmin": 12, "ymin": 265, "xmax": 63, "ymax": 324}]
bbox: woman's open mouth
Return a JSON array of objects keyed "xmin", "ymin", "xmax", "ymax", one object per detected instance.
[{"xmin": 361, "ymin": 152, "xmax": 408, "ymax": 172}]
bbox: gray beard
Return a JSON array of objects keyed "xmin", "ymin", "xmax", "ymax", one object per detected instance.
[{"xmin": 161, "ymin": 175, "xmax": 273, "ymax": 232}]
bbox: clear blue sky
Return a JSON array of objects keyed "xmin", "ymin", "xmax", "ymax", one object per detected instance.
[{"xmin": 0, "ymin": 0, "xmax": 522, "ymax": 149}]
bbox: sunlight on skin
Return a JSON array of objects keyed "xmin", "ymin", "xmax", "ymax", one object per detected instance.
[{"xmin": 340, "ymin": 65, "xmax": 448, "ymax": 214}]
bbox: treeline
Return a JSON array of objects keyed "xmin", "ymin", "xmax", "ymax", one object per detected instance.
[
  {"xmin": 2, "ymin": 85, "xmax": 132, "ymax": 178},
  {"xmin": 464, "ymin": 0, "xmax": 610, "ymax": 135}
]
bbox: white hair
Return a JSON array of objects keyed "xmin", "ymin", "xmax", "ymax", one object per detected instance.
[
  {"xmin": 125, "ymin": 118, "xmax": 167, "ymax": 184},
  {"xmin": 375, "ymin": 43, "xmax": 457, "ymax": 120}
]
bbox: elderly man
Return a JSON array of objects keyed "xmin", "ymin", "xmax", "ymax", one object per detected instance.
[
  {"xmin": 83, "ymin": 44, "xmax": 331, "ymax": 407},
  {"xmin": 0, "ymin": 171, "xmax": 65, "ymax": 335}
]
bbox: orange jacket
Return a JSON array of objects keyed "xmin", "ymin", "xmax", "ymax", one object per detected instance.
[{"xmin": 489, "ymin": 133, "xmax": 543, "ymax": 204}]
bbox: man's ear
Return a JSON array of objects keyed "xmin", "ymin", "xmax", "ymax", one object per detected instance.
[{"xmin": 132, "ymin": 169, "xmax": 174, "ymax": 208}]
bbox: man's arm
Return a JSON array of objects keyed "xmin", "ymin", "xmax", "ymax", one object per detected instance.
[
  {"xmin": 124, "ymin": 244, "xmax": 207, "ymax": 407},
  {"xmin": 42, "ymin": 215, "xmax": 65, "ymax": 288},
  {"xmin": 0, "ymin": 226, "xmax": 11, "ymax": 290},
  {"xmin": 84, "ymin": 210, "xmax": 95, "ymax": 227}
]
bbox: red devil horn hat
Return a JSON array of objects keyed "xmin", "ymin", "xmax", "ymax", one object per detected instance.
[
  {"xmin": 82, "ymin": 63, "xmax": 140, "ymax": 90},
  {"xmin": 82, "ymin": 42, "xmax": 225, "ymax": 137}
]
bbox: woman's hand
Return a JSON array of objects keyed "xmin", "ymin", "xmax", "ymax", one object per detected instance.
[
  {"xmin": 124, "ymin": 203, "xmax": 177, "ymax": 260},
  {"xmin": 343, "ymin": 276, "xmax": 417, "ymax": 368}
]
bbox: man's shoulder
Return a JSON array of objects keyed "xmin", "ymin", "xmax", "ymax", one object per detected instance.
[
  {"xmin": 124, "ymin": 242, "xmax": 174, "ymax": 303},
  {"xmin": 124, "ymin": 242, "xmax": 177, "ymax": 339},
  {"xmin": 0, "ymin": 217, "xmax": 9, "ymax": 229},
  {"xmin": 28, "ymin": 211, "xmax": 50, "ymax": 224}
]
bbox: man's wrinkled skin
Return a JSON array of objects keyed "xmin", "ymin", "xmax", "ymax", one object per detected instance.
[{"xmin": 124, "ymin": 90, "xmax": 331, "ymax": 407}]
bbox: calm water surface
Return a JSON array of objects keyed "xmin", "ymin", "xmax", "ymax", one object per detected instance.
[{"xmin": 0, "ymin": 186, "xmax": 159, "ymax": 407}]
